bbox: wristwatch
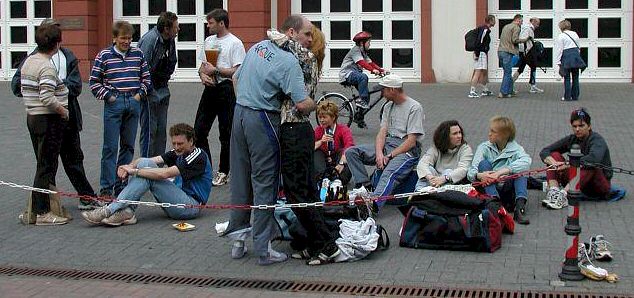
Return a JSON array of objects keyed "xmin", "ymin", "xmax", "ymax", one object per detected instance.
[
  {"xmin": 213, "ymin": 69, "xmax": 221, "ymax": 77},
  {"xmin": 338, "ymin": 161, "xmax": 345, "ymax": 166},
  {"xmin": 387, "ymin": 153, "xmax": 393, "ymax": 160},
  {"xmin": 444, "ymin": 174, "xmax": 451, "ymax": 183}
]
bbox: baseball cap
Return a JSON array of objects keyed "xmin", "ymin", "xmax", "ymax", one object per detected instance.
[{"xmin": 378, "ymin": 74, "xmax": 403, "ymax": 88}]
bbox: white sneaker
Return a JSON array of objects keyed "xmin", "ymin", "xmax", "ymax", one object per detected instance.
[
  {"xmin": 578, "ymin": 243, "xmax": 608, "ymax": 280},
  {"xmin": 590, "ymin": 235, "xmax": 613, "ymax": 262},
  {"xmin": 529, "ymin": 85, "xmax": 544, "ymax": 93},
  {"xmin": 212, "ymin": 172, "xmax": 229, "ymax": 186},
  {"xmin": 546, "ymin": 189, "xmax": 568, "ymax": 209},
  {"xmin": 542, "ymin": 187, "xmax": 560, "ymax": 206},
  {"xmin": 468, "ymin": 91, "xmax": 480, "ymax": 98}
]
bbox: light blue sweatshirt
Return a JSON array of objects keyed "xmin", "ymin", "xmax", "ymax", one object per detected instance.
[{"xmin": 467, "ymin": 140, "xmax": 532, "ymax": 182}]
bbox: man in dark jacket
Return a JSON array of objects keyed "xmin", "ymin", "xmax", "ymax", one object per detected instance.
[
  {"xmin": 468, "ymin": 15, "xmax": 496, "ymax": 98},
  {"xmin": 12, "ymin": 19, "xmax": 100, "ymax": 210},
  {"xmin": 138, "ymin": 11, "xmax": 179, "ymax": 158},
  {"xmin": 540, "ymin": 108, "xmax": 613, "ymax": 209}
]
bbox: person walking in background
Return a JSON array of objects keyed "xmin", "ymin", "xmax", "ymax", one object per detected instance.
[
  {"xmin": 497, "ymin": 14, "xmax": 529, "ymax": 98},
  {"xmin": 513, "ymin": 17, "xmax": 544, "ymax": 94},
  {"xmin": 555, "ymin": 19, "xmax": 586, "ymax": 101},
  {"xmin": 194, "ymin": 9, "xmax": 246, "ymax": 186},
  {"xmin": 90, "ymin": 21, "xmax": 152, "ymax": 198},
  {"xmin": 138, "ymin": 11, "xmax": 179, "ymax": 158},
  {"xmin": 468, "ymin": 15, "xmax": 496, "ymax": 98}
]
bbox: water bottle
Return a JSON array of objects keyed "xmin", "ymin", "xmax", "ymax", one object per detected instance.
[
  {"xmin": 319, "ymin": 178, "xmax": 331, "ymax": 202},
  {"xmin": 326, "ymin": 127, "xmax": 334, "ymax": 154},
  {"xmin": 330, "ymin": 179, "xmax": 342, "ymax": 201}
]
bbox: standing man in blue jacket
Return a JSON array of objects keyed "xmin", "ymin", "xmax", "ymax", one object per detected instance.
[
  {"xmin": 138, "ymin": 11, "xmax": 179, "ymax": 158},
  {"xmin": 12, "ymin": 19, "xmax": 101, "ymax": 210}
]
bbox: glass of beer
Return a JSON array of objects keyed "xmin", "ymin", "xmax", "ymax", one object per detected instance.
[{"xmin": 205, "ymin": 47, "xmax": 220, "ymax": 65}]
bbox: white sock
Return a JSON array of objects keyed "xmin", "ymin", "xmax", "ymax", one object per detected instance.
[
  {"xmin": 470, "ymin": 86, "xmax": 476, "ymax": 93},
  {"xmin": 482, "ymin": 85, "xmax": 489, "ymax": 92}
]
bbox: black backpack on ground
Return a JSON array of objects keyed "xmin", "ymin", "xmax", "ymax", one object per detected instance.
[
  {"xmin": 398, "ymin": 191, "xmax": 504, "ymax": 253},
  {"xmin": 464, "ymin": 28, "xmax": 480, "ymax": 52}
]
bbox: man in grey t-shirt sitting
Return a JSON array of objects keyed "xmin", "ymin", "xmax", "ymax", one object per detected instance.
[{"xmin": 345, "ymin": 74, "xmax": 425, "ymax": 214}]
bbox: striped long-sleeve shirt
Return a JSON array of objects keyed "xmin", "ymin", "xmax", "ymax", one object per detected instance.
[
  {"xmin": 89, "ymin": 46, "xmax": 152, "ymax": 100},
  {"xmin": 20, "ymin": 53, "xmax": 68, "ymax": 115}
]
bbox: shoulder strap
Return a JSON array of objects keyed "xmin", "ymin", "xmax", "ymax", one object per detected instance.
[
  {"xmin": 563, "ymin": 32, "xmax": 580, "ymax": 49},
  {"xmin": 376, "ymin": 225, "xmax": 390, "ymax": 250}
]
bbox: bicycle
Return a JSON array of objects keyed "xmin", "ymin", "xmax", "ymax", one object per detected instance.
[{"xmin": 315, "ymin": 73, "xmax": 389, "ymax": 129}]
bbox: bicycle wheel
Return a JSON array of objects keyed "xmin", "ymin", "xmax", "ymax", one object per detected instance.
[{"xmin": 316, "ymin": 93, "xmax": 355, "ymax": 128}]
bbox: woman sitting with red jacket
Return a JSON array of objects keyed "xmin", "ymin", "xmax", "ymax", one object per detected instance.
[{"xmin": 314, "ymin": 101, "xmax": 355, "ymax": 183}]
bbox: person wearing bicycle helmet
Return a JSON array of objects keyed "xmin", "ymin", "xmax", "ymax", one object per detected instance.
[{"xmin": 339, "ymin": 31, "xmax": 385, "ymax": 127}]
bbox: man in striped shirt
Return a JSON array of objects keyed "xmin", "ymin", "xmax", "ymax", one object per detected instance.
[
  {"xmin": 89, "ymin": 21, "xmax": 152, "ymax": 198},
  {"xmin": 20, "ymin": 24, "xmax": 70, "ymax": 225}
]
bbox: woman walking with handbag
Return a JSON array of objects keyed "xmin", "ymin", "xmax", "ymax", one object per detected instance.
[{"xmin": 554, "ymin": 20, "xmax": 586, "ymax": 101}]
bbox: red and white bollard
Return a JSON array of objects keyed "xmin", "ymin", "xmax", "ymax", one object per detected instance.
[{"xmin": 559, "ymin": 144, "xmax": 584, "ymax": 281}]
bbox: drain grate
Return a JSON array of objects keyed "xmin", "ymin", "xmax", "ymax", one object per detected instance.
[{"xmin": 0, "ymin": 265, "xmax": 631, "ymax": 297}]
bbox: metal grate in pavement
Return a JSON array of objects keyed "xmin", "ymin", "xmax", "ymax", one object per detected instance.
[{"xmin": 0, "ymin": 265, "xmax": 630, "ymax": 297}]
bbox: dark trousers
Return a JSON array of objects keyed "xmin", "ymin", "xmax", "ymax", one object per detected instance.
[
  {"xmin": 517, "ymin": 52, "xmax": 536, "ymax": 85},
  {"xmin": 314, "ymin": 150, "xmax": 352, "ymax": 185},
  {"xmin": 194, "ymin": 82, "xmax": 235, "ymax": 174},
  {"xmin": 546, "ymin": 152, "xmax": 611, "ymax": 198},
  {"xmin": 280, "ymin": 122, "xmax": 337, "ymax": 252},
  {"xmin": 27, "ymin": 114, "xmax": 66, "ymax": 214},
  {"xmin": 60, "ymin": 122, "xmax": 95, "ymax": 197}
]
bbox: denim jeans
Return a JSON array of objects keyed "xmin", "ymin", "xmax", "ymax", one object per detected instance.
[
  {"xmin": 108, "ymin": 158, "xmax": 201, "ymax": 219},
  {"xmin": 415, "ymin": 167, "xmax": 454, "ymax": 190},
  {"xmin": 100, "ymin": 93, "xmax": 141, "ymax": 195},
  {"xmin": 140, "ymin": 86, "xmax": 170, "ymax": 158},
  {"xmin": 345, "ymin": 71, "xmax": 370, "ymax": 103},
  {"xmin": 477, "ymin": 160, "xmax": 527, "ymax": 209},
  {"xmin": 563, "ymin": 68, "xmax": 580, "ymax": 101},
  {"xmin": 498, "ymin": 51, "xmax": 514, "ymax": 95}
]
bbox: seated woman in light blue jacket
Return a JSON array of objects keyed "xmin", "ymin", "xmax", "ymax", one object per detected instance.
[{"xmin": 467, "ymin": 116, "xmax": 532, "ymax": 225}]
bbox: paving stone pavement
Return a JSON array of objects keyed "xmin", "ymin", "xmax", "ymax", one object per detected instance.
[{"xmin": 0, "ymin": 81, "xmax": 633, "ymax": 295}]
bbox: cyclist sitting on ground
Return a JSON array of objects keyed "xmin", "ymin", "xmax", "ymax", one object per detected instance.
[{"xmin": 339, "ymin": 31, "xmax": 386, "ymax": 127}]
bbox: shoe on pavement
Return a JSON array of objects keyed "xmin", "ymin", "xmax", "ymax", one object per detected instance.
[
  {"xmin": 258, "ymin": 249, "xmax": 288, "ymax": 266},
  {"xmin": 291, "ymin": 249, "xmax": 311, "ymax": 260},
  {"xmin": 578, "ymin": 242, "xmax": 608, "ymax": 280},
  {"xmin": 529, "ymin": 85, "xmax": 544, "ymax": 93},
  {"xmin": 590, "ymin": 235, "xmax": 613, "ymax": 262},
  {"xmin": 35, "ymin": 212, "xmax": 69, "ymax": 226},
  {"xmin": 542, "ymin": 187, "xmax": 560, "ymax": 206},
  {"xmin": 81, "ymin": 206, "xmax": 111, "ymax": 225},
  {"xmin": 513, "ymin": 198, "xmax": 530, "ymax": 225},
  {"xmin": 231, "ymin": 240, "xmax": 247, "ymax": 259},
  {"xmin": 307, "ymin": 243, "xmax": 340, "ymax": 265},
  {"xmin": 546, "ymin": 189, "xmax": 568, "ymax": 209},
  {"xmin": 497, "ymin": 93, "xmax": 512, "ymax": 99},
  {"xmin": 480, "ymin": 90, "xmax": 494, "ymax": 97},
  {"xmin": 468, "ymin": 91, "xmax": 480, "ymax": 98},
  {"xmin": 78, "ymin": 198, "xmax": 105, "ymax": 210},
  {"xmin": 101, "ymin": 208, "xmax": 137, "ymax": 226},
  {"xmin": 212, "ymin": 172, "xmax": 229, "ymax": 186}
]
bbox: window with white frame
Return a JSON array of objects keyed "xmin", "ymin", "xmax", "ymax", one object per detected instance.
[
  {"xmin": 1, "ymin": 0, "xmax": 52, "ymax": 80},
  {"xmin": 293, "ymin": 0, "xmax": 421, "ymax": 82},
  {"xmin": 114, "ymin": 0, "xmax": 226, "ymax": 81},
  {"xmin": 489, "ymin": 0, "xmax": 631, "ymax": 82}
]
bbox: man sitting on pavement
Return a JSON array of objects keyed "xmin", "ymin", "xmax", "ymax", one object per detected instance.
[
  {"xmin": 345, "ymin": 74, "xmax": 424, "ymax": 213},
  {"xmin": 81, "ymin": 123, "xmax": 212, "ymax": 226}
]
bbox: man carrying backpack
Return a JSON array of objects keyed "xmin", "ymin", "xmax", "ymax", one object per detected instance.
[
  {"xmin": 467, "ymin": 15, "xmax": 496, "ymax": 98},
  {"xmin": 513, "ymin": 17, "xmax": 543, "ymax": 94}
]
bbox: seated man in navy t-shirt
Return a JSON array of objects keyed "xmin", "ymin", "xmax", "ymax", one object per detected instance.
[{"xmin": 81, "ymin": 123, "xmax": 212, "ymax": 226}]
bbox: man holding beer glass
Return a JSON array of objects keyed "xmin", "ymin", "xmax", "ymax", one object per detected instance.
[{"xmin": 194, "ymin": 9, "xmax": 246, "ymax": 186}]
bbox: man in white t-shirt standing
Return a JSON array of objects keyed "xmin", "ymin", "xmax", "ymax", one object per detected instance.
[{"xmin": 194, "ymin": 9, "xmax": 246, "ymax": 186}]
